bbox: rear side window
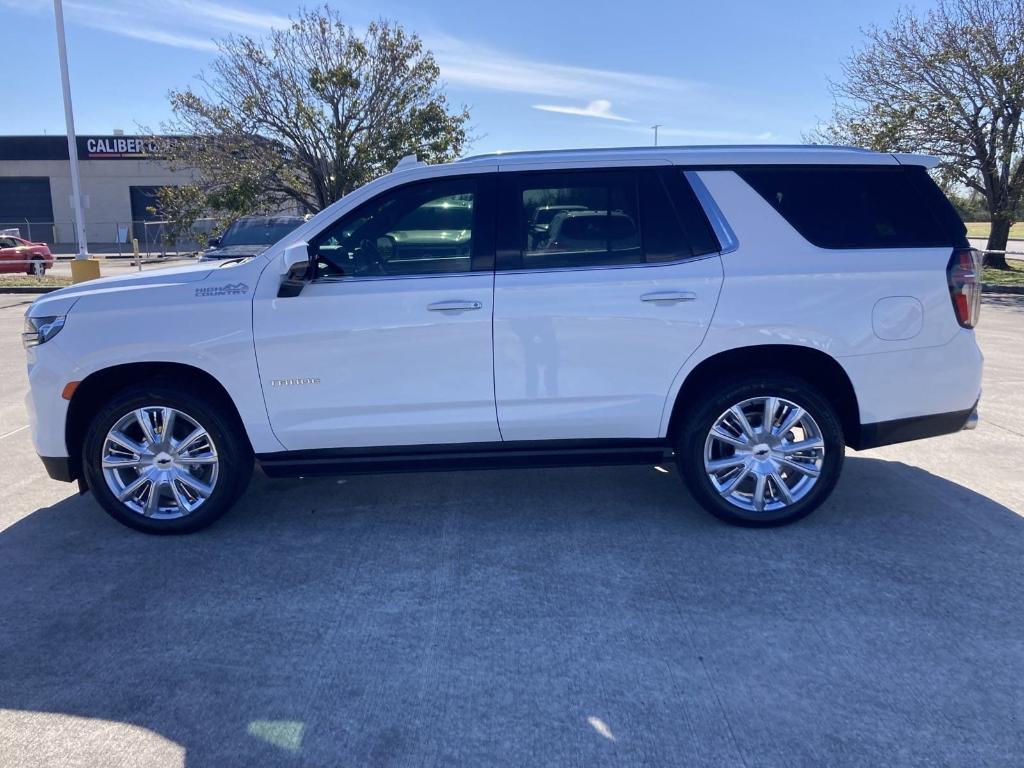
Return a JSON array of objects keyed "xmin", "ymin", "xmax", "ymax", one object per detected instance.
[
  {"xmin": 499, "ymin": 168, "xmax": 720, "ymax": 270},
  {"xmin": 737, "ymin": 165, "xmax": 968, "ymax": 249},
  {"xmin": 519, "ymin": 172, "xmax": 642, "ymax": 269}
]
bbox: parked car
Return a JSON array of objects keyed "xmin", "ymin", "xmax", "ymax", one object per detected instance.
[
  {"xmin": 1, "ymin": 235, "xmax": 54, "ymax": 276},
  {"xmin": 528, "ymin": 204, "xmax": 588, "ymax": 248},
  {"xmin": 199, "ymin": 215, "xmax": 306, "ymax": 261},
  {"xmin": 541, "ymin": 209, "xmax": 640, "ymax": 262},
  {"xmin": 24, "ymin": 145, "xmax": 982, "ymax": 534}
]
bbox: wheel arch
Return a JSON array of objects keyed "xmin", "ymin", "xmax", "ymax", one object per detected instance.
[
  {"xmin": 65, "ymin": 361, "xmax": 251, "ymax": 484},
  {"xmin": 665, "ymin": 344, "xmax": 861, "ymax": 446}
]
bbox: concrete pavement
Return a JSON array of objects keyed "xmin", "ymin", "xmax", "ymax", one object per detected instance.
[{"xmin": 0, "ymin": 295, "xmax": 1022, "ymax": 767}]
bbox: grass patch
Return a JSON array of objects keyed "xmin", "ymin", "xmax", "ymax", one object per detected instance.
[
  {"xmin": 0, "ymin": 274, "xmax": 72, "ymax": 288},
  {"xmin": 965, "ymin": 222, "xmax": 1024, "ymax": 240},
  {"xmin": 982, "ymin": 259, "xmax": 1024, "ymax": 286}
]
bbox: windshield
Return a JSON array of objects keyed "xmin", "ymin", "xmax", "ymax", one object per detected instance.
[{"xmin": 220, "ymin": 219, "xmax": 302, "ymax": 247}]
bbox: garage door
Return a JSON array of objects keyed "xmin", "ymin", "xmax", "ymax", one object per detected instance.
[{"xmin": 0, "ymin": 177, "xmax": 54, "ymax": 226}]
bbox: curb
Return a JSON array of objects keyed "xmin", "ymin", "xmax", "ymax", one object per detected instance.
[
  {"xmin": 0, "ymin": 286, "xmax": 65, "ymax": 295},
  {"xmin": 982, "ymin": 283, "xmax": 1024, "ymax": 295}
]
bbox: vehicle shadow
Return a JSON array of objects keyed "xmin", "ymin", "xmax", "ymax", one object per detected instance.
[{"xmin": 0, "ymin": 456, "xmax": 1022, "ymax": 767}]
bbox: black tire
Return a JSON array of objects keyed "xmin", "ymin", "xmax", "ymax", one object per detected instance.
[
  {"xmin": 82, "ymin": 384, "xmax": 253, "ymax": 534},
  {"xmin": 27, "ymin": 257, "xmax": 45, "ymax": 277},
  {"xmin": 675, "ymin": 373, "xmax": 844, "ymax": 527}
]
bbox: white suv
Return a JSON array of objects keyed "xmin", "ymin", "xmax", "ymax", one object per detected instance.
[{"xmin": 23, "ymin": 146, "xmax": 983, "ymax": 534}]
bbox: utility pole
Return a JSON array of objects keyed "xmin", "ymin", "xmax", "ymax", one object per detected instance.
[
  {"xmin": 53, "ymin": 0, "xmax": 88, "ymax": 261},
  {"xmin": 651, "ymin": 124, "xmax": 662, "ymax": 147}
]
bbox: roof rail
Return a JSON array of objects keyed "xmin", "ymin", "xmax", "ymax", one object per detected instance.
[{"xmin": 455, "ymin": 144, "xmax": 873, "ymax": 163}]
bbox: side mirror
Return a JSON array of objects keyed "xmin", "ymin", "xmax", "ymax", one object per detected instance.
[
  {"xmin": 208, "ymin": 236, "xmax": 221, "ymax": 248},
  {"xmin": 278, "ymin": 242, "xmax": 311, "ymax": 298}
]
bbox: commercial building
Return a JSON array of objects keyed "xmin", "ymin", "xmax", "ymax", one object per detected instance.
[{"xmin": 0, "ymin": 134, "xmax": 196, "ymax": 253}]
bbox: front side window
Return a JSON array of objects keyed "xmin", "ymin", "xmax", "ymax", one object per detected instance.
[{"xmin": 313, "ymin": 179, "xmax": 475, "ymax": 278}]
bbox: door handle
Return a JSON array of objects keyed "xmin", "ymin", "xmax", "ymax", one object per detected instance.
[
  {"xmin": 427, "ymin": 300, "xmax": 483, "ymax": 312},
  {"xmin": 640, "ymin": 291, "xmax": 697, "ymax": 303}
]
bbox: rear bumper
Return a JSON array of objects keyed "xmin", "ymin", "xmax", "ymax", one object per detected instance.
[{"xmin": 851, "ymin": 401, "xmax": 979, "ymax": 450}]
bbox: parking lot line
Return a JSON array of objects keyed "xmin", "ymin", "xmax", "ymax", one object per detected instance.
[{"xmin": 0, "ymin": 425, "xmax": 28, "ymax": 440}]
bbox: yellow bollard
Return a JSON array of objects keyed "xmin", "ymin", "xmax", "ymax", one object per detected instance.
[{"xmin": 69, "ymin": 258, "xmax": 101, "ymax": 284}]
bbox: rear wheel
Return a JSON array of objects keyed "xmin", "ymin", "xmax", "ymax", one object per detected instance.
[
  {"xmin": 82, "ymin": 385, "xmax": 252, "ymax": 534},
  {"xmin": 27, "ymin": 257, "xmax": 45, "ymax": 276},
  {"xmin": 676, "ymin": 374, "xmax": 844, "ymax": 526}
]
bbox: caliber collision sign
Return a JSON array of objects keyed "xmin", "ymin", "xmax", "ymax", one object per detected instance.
[{"xmin": 79, "ymin": 137, "xmax": 157, "ymax": 159}]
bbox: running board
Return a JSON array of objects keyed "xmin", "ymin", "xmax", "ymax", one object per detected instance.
[{"xmin": 256, "ymin": 439, "xmax": 674, "ymax": 478}]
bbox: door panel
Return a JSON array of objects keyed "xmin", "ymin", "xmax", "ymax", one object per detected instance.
[
  {"xmin": 493, "ymin": 258, "xmax": 723, "ymax": 440},
  {"xmin": 254, "ymin": 274, "xmax": 499, "ymax": 450},
  {"xmin": 492, "ymin": 166, "xmax": 724, "ymax": 441},
  {"xmin": 252, "ymin": 172, "xmax": 499, "ymax": 451}
]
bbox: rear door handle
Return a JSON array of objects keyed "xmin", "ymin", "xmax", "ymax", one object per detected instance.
[
  {"xmin": 427, "ymin": 300, "xmax": 483, "ymax": 312},
  {"xmin": 640, "ymin": 291, "xmax": 697, "ymax": 303}
]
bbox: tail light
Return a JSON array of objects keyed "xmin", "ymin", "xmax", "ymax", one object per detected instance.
[{"xmin": 947, "ymin": 248, "xmax": 982, "ymax": 329}]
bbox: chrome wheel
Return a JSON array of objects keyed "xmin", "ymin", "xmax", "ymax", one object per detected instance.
[
  {"xmin": 30, "ymin": 259, "xmax": 45, "ymax": 276},
  {"xmin": 703, "ymin": 396, "xmax": 825, "ymax": 514},
  {"xmin": 101, "ymin": 407, "xmax": 219, "ymax": 520}
]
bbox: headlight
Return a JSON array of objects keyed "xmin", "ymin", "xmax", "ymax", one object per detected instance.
[{"xmin": 23, "ymin": 315, "xmax": 65, "ymax": 348}]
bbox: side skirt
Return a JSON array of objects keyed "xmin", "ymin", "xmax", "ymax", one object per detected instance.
[{"xmin": 256, "ymin": 439, "xmax": 673, "ymax": 478}]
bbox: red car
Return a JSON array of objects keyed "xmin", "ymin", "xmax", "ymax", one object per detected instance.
[{"xmin": 0, "ymin": 235, "xmax": 54, "ymax": 276}]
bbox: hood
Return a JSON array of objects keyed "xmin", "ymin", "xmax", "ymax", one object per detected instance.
[
  {"xmin": 203, "ymin": 243, "xmax": 271, "ymax": 259},
  {"xmin": 28, "ymin": 261, "xmax": 217, "ymax": 318}
]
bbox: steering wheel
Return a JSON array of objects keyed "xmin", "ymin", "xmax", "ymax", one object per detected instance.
[{"xmin": 358, "ymin": 238, "xmax": 387, "ymax": 275}]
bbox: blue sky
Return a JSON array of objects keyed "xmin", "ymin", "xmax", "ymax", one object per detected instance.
[{"xmin": 1, "ymin": 0, "xmax": 926, "ymax": 153}]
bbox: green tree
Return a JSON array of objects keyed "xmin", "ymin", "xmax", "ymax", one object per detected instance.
[
  {"xmin": 816, "ymin": 0, "xmax": 1024, "ymax": 268},
  {"xmin": 160, "ymin": 6, "xmax": 470, "ymax": 216}
]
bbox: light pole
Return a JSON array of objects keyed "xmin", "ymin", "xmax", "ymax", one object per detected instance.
[
  {"xmin": 53, "ymin": 0, "xmax": 89, "ymax": 263},
  {"xmin": 651, "ymin": 124, "xmax": 662, "ymax": 146}
]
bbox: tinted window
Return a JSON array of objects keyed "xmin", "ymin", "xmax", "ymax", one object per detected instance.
[
  {"xmin": 518, "ymin": 173, "xmax": 640, "ymax": 269},
  {"xmin": 737, "ymin": 165, "xmax": 968, "ymax": 249},
  {"xmin": 312, "ymin": 179, "xmax": 475, "ymax": 278},
  {"xmin": 641, "ymin": 170, "xmax": 719, "ymax": 262},
  {"xmin": 506, "ymin": 169, "xmax": 719, "ymax": 270}
]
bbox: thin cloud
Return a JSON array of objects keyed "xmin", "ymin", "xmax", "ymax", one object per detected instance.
[
  {"xmin": 163, "ymin": 0, "xmax": 290, "ymax": 30},
  {"xmin": 4, "ymin": 0, "xmax": 288, "ymax": 50},
  {"xmin": 429, "ymin": 34, "xmax": 694, "ymax": 102},
  {"xmin": 533, "ymin": 100, "xmax": 633, "ymax": 122}
]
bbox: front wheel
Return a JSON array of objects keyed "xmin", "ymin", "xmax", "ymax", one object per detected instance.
[
  {"xmin": 676, "ymin": 375, "xmax": 844, "ymax": 527},
  {"xmin": 82, "ymin": 385, "xmax": 253, "ymax": 534}
]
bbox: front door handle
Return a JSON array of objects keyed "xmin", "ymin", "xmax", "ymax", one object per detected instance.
[
  {"xmin": 427, "ymin": 300, "xmax": 483, "ymax": 312},
  {"xmin": 640, "ymin": 291, "xmax": 697, "ymax": 304}
]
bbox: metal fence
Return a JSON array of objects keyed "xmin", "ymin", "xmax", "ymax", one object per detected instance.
[{"xmin": 0, "ymin": 218, "xmax": 219, "ymax": 257}]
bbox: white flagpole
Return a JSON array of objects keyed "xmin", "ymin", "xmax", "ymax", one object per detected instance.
[{"xmin": 53, "ymin": 0, "xmax": 88, "ymax": 259}]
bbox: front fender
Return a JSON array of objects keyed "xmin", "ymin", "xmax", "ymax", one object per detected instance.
[{"xmin": 47, "ymin": 262, "xmax": 284, "ymax": 453}]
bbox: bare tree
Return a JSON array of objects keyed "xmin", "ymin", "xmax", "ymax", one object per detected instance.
[
  {"xmin": 816, "ymin": 0, "xmax": 1024, "ymax": 268},
  {"xmin": 160, "ymin": 6, "xmax": 470, "ymax": 217}
]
